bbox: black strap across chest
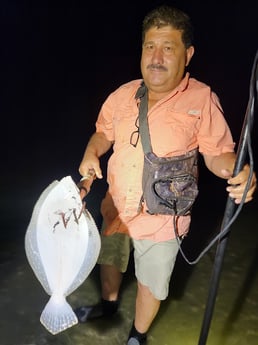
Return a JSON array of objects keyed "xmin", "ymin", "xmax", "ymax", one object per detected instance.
[{"xmin": 135, "ymin": 82, "xmax": 152, "ymax": 154}]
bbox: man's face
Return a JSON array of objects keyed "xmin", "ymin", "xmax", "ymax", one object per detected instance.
[{"xmin": 141, "ymin": 25, "xmax": 194, "ymax": 93}]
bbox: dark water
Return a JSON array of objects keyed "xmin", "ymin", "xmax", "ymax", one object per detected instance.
[{"xmin": 0, "ymin": 171, "xmax": 258, "ymax": 345}]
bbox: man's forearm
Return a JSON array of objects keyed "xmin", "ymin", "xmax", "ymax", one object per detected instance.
[
  {"xmin": 84, "ymin": 132, "xmax": 112, "ymax": 158},
  {"xmin": 203, "ymin": 152, "xmax": 236, "ymax": 178}
]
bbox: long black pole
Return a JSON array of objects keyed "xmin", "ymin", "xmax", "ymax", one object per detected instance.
[{"xmin": 197, "ymin": 49, "xmax": 257, "ymax": 345}]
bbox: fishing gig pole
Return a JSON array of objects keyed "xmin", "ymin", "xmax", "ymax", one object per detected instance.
[{"xmin": 198, "ymin": 49, "xmax": 258, "ymax": 345}]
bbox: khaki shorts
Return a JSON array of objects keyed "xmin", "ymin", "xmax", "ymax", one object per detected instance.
[
  {"xmin": 97, "ymin": 232, "xmax": 132, "ymax": 273},
  {"xmin": 97, "ymin": 230, "xmax": 180, "ymax": 300}
]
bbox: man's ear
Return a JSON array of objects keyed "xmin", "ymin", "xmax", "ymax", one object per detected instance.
[{"xmin": 186, "ymin": 45, "xmax": 194, "ymax": 66}]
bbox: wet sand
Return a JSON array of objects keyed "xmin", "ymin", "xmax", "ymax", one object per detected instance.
[{"xmin": 1, "ymin": 180, "xmax": 258, "ymax": 345}]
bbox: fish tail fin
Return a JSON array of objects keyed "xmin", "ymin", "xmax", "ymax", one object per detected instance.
[{"xmin": 40, "ymin": 295, "xmax": 78, "ymax": 335}]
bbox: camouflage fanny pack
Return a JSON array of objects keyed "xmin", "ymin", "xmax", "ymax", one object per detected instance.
[
  {"xmin": 136, "ymin": 82, "xmax": 199, "ymax": 216},
  {"xmin": 142, "ymin": 150, "xmax": 199, "ymax": 215}
]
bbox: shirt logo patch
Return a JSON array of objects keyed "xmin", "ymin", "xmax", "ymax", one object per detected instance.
[{"xmin": 188, "ymin": 109, "xmax": 201, "ymax": 115}]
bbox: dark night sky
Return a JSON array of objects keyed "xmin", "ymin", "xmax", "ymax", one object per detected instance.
[{"xmin": 1, "ymin": 0, "xmax": 258, "ymax": 241}]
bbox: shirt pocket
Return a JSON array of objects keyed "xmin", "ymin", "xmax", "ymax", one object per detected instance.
[
  {"xmin": 150, "ymin": 110, "xmax": 201, "ymax": 155},
  {"xmin": 113, "ymin": 105, "xmax": 138, "ymax": 145}
]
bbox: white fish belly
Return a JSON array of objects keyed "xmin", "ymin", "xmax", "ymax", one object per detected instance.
[
  {"xmin": 25, "ymin": 176, "xmax": 101, "ymax": 335},
  {"xmin": 36, "ymin": 195, "xmax": 89, "ymax": 294}
]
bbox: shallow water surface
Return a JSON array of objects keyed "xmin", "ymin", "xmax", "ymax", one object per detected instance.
[{"xmin": 1, "ymin": 190, "xmax": 257, "ymax": 345}]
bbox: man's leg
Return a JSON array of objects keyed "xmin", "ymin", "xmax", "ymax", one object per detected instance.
[
  {"xmin": 100, "ymin": 264, "xmax": 123, "ymax": 301},
  {"xmin": 127, "ymin": 238, "xmax": 180, "ymax": 344},
  {"xmin": 74, "ymin": 232, "xmax": 131, "ymax": 322},
  {"xmin": 134, "ymin": 281, "xmax": 160, "ymax": 333},
  {"xmin": 74, "ymin": 264, "xmax": 121, "ymax": 321},
  {"xmin": 127, "ymin": 282, "xmax": 160, "ymax": 344}
]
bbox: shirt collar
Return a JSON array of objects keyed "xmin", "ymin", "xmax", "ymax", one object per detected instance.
[{"xmin": 177, "ymin": 72, "xmax": 190, "ymax": 92}]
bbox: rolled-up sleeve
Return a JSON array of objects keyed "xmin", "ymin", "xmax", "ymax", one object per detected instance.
[
  {"xmin": 96, "ymin": 95, "xmax": 115, "ymax": 142},
  {"xmin": 197, "ymin": 92, "xmax": 235, "ymax": 155}
]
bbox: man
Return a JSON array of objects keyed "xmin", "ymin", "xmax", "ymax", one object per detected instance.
[{"xmin": 75, "ymin": 5, "xmax": 256, "ymax": 345}]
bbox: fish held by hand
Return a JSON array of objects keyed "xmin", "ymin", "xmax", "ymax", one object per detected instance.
[{"xmin": 25, "ymin": 176, "xmax": 101, "ymax": 335}]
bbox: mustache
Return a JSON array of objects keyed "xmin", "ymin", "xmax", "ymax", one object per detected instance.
[{"xmin": 147, "ymin": 64, "xmax": 167, "ymax": 71}]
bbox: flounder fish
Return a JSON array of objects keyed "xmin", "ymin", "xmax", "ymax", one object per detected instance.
[{"xmin": 25, "ymin": 176, "xmax": 101, "ymax": 335}]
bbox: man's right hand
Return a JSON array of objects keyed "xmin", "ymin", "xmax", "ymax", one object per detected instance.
[
  {"xmin": 79, "ymin": 152, "xmax": 103, "ymax": 180},
  {"xmin": 79, "ymin": 132, "xmax": 112, "ymax": 180},
  {"xmin": 77, "ymin": 169, "xmax": 96, "ymax": 200}
]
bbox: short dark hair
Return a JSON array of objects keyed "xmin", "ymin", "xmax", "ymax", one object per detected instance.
[{"xmin": 142, "ymin": 5, "xmax": 194, "ymax": 48}]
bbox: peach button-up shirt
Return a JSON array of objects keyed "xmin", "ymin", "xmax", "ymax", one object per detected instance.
[{"xmin": 96, "ymin": 73, "xmax": 235, "ymax": 241}]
